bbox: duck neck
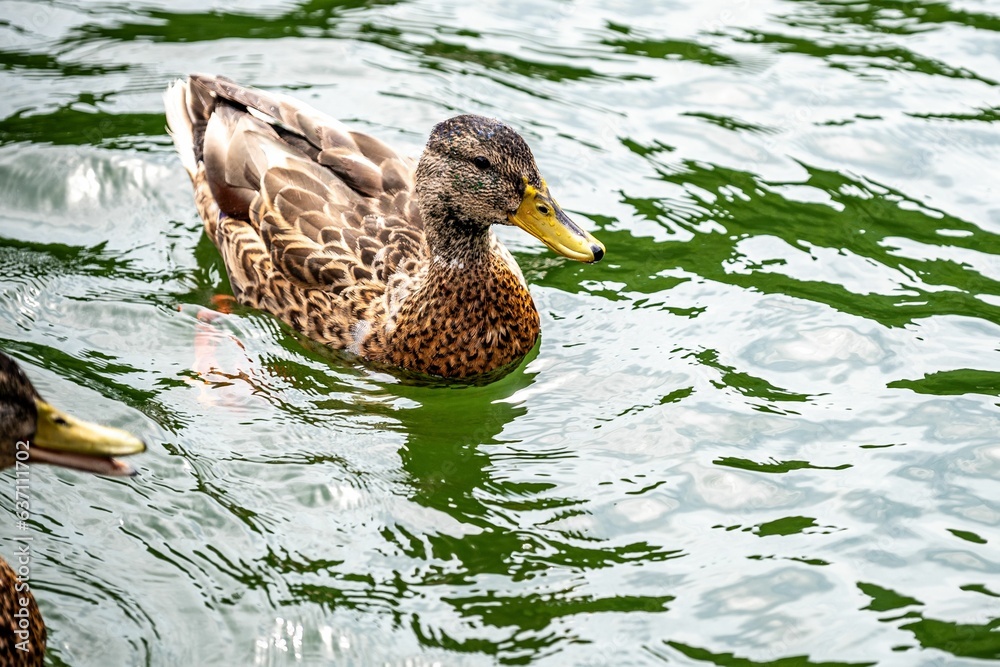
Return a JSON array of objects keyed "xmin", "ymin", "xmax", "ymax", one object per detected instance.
[{"xmin": 424, "ymin": 215, "xmax": 494, "ymax": 268}]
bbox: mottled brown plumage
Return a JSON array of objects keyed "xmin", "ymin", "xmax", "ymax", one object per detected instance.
[
  {"xmin": 0, "ymin": 558, "xmax": 42, "ymax": 667},
  {"xmin": 165, "ymin": 75, "xmax": 604, "ymax": 378},
  {"xmin": 0, "ymin": 352, "xmax": 145, "ymax": 666}
]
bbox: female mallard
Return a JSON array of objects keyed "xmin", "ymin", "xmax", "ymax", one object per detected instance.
[
  {"xmin": 0, "ymin": 351, "xmax": 145, "ymax": 666},
  {"xmin": 165, "ymin": 75, "xmax": 604, "ymax": 378}
]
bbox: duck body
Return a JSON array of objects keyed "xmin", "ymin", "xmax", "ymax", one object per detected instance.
[
  {"xmin": 165, "ymin": 75, "xmax": 602, "ymax": 378},
  {"xmin": 370, "ymin": 253, "xmax": 540, "ymax": 377}
]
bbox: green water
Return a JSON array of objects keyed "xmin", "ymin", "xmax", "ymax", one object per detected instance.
[{"xmin": 1, "ymin": 0, "xmax": 999, "ymax": 664}]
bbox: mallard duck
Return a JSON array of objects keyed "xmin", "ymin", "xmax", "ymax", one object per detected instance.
[
  {"xmin": 165, "ymin": 75, "xmax": 605, "ymax": 378},
  {"xmin": 0, "ymin": 351, "xmax": 145, "ymax": 666}
]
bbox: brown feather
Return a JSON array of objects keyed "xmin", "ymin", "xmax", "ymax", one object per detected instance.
[
  {"xmin": 317, "ymin": 150, "xmax": 384, "ymax": 199},
  {"xmin": 0, "ymin": 557, "xmax": 44, "ymax": 667},
  {"xmin": 350, "ymin": 131, "xmax": 400, "ymax": 166}
]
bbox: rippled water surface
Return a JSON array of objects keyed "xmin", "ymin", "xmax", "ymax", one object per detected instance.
[{"xmin": 1, "ymin": 0, "xmax": 999, "ymax": 665}]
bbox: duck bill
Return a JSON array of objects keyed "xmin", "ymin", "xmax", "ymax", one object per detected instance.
[
  {"xmin": 507, "ymin": 180, "xmax": 605, "ymax": 263},
  {"xmin": 30, "ymin": 398, "xmax": 146, "ymax": 476}
]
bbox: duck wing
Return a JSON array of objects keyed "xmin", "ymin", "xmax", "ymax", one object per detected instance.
[{"xmin": 166, "ymin": 74, "xmax": 426, "ymax": 298}]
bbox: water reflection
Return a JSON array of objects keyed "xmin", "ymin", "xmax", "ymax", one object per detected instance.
[
  {"xmin": 859, "ymin": 581, "xmax": 1000, "ymax": 660},
  {"xmin": 616, "ymin": 148, "xmax": 1000, "ymax": 329}
]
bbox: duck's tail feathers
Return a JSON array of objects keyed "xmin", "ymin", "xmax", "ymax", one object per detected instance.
[
  {"xmin": 164, "ymin": 76, "xmax": 224, "ymax": 237},
  {"xmin": 164, "ymin": 78, "xmax": 201, "ymax": 178}
]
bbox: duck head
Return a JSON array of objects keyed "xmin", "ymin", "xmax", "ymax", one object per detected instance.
[{"xmin": 415, "ymin": 114, "xmax": 605, "ymax": 263}]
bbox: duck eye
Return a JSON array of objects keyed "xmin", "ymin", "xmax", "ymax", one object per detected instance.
[{"xmin": 473, "ymin": 156, "xmax": 491, "ymax": 170}]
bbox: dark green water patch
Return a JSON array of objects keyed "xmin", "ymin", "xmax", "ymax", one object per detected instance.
[
  {"xmin": 0, "ymin": 106, "xmax": 167, "ymax": 148},
  {"xmin": 785, "ymin": 0, "xmax": 1000, "ymax": 36},
  {"xmin": 859, "ymin": 582, "xmax": 1000, "ymax": 659},
  {"xmin": 694, "ymin": 348, "xmax": 813, "ymax": 405},
  {"xmin": 714, "ymin": 457, "xmax": 851, "ymax": 474},
  {"xmin": 65, "ymin": 0, "xmax": 403, "ymax": 45},
  {"xmin": 947, "ymin": 528, "xmax": 987, "ymax": 544},
  {"xmin": 664, "ymin": 640, "xmax": 877, "ymax": 666},
  {"xmin": 602, "ymin": 30, "xmax": 740, "ymax": 68},
  {"xmin": 888, "ymin": 368, "xmax": 1000, "ymax": 397},
  {"xmin": 755, "ymin": 516, "xmax": 820, "ymax": 537}
]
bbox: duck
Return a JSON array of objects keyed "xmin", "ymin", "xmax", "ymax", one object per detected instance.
[
  {"xmin": 164, "ymin": 75, "xmax": 605, "ymax": 379},
  {"xmin": 0, "ymin": 351, "xmax": 145, "ymax": 666}
]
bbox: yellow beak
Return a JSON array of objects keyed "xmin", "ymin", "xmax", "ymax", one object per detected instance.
[
  {"xmin": 507, "ymin": 180, "xmax": 605, "ymax": 263},
  {"xmin": 30, "ymin": 398, "xmax": 146, "ymax": 476}
]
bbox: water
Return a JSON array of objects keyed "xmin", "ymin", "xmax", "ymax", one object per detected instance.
[{"xmin": 1, "ymin": 0, "xmax": 998, "ymax": 665}]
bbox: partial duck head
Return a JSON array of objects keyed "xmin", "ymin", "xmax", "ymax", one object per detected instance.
[{"xmin": 0, "ymin": 352, "xmax": 145, "ymax": 475}]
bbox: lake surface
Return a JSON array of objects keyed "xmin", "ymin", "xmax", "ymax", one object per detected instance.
[{"xmin": 1, "ymin": 0, "xmax": 998, "ymax": 665}]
